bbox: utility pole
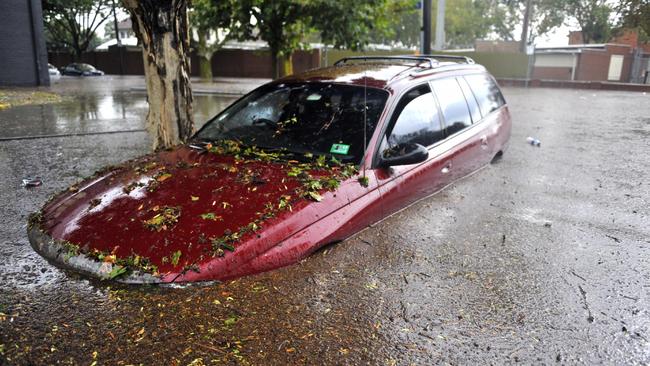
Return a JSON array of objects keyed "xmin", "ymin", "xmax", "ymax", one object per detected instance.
[
  {"xmin": 422, "ymin": 0, "xmax": 432, "ymax": 54},
  {"xmin": 520, "ymin": 0, "xmax": 532, "ymax": 53},
  {"xmin": 433, "ymin": 0, "xmax": 445, "ymax": 51}
]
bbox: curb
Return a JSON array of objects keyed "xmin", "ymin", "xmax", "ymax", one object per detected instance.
[{"xmin": 497, "ymin": 78, "xmax": 650, "ymax": 92}]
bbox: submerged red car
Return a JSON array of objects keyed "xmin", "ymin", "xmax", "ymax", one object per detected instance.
[{"xmin": 29, "ymin": 55, "xmax": 511, "ymax": 283}]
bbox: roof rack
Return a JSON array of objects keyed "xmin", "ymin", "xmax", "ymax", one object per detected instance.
[
  {"xmin": 334, "ymin": 54, "xmax": 475, "ymax": 69},
  {"xmin": 334, "ymin": 56, "xmax": 435, "ymax": 68},
  {"xmin": 415, "ymin": 54, "xmax": 475, "ymax": 65}
]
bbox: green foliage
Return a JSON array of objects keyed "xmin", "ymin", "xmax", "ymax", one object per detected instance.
[
  {"xmin": 189, "ymin": 0, "xmax": 247, "ymax": 57},
  {"xmin": 443, "ymin": 0, "xmax": 515, "ymax": 47},
  {"xmin": 310, "ymin": 0, "xmax": 400, "ymax": 50},
  {"xmin": 357, "ymin": 175, "xmax": 369, "ymax": 187},
  {"xmin": 170, "ymin": 250, "xmax": 182, "ymax": 267},
  {"xmin": 373, "ymin": 0, "xmax": 522, "ymax": 48},
  {"xmin": 108, "ymin": 265, "xmax": 128, "ymax": 279},
  {"xmin": 239, "ymin": 0, "xmax": 307, "ymax": 77},
  {"xmin": 618, "ymin": 0, "xmax": 650, "ymax": 38},
  {"xmin": 143, "ymin": 206, "xmax": 182, "ymax": 232},
  {"xmin": 42, "ymin": 0, "xmax": 113, "ymax": 58},
  {"xmin": 565, "ymin": 0, "xmax": 614, "ymax": 43},
  {"xmin": 238, "ymin": 0, "xmax": 396, "ymax": 77},
  {"xmin": 200, "ymin": 212, "xmax": 222, "ymax": 221}
]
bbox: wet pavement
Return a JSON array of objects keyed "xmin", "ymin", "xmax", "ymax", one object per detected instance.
[
  {"xmin": 1, "ymin": 78, "xmax": 649, "ymax": 365},
  {"xmin": 0, "ymin": 76, "xmax": 239, "ymax": 140}
]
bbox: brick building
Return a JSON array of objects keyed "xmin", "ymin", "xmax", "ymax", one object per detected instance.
[
  {"xmin": 532, "ymin": 30, "xmax": 650, "ymax": 83},
  {"xmin": 0, "ymin": 0, "xmax": 49, "ymax": 86}
]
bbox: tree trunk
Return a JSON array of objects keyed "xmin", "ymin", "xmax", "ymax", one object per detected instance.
[
  {"xmin": 281, "ymin": 53, "xmax": 293, "ymax": 77},
  {"xmin": 199, "ymin": 56, "xmax": 213, "ymax": 81},
  {"xmin": 73, "ymin": 46, "xmax": 83, "ymax": 62},
  {"xmin": 197, "ymin": 31, "xmax": 213, "ymax": 81},
  {"xmin": 270, "ymin": 46, "xmax": 280, "ymax": 79},
  {"xmin": 122, "ymin": 0, "xmax": 194, "ymax": 150}
]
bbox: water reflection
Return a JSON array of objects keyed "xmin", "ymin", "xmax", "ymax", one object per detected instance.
[{"xmin": 0, "ymin": 92, "xmax": 237, "ymax": 139}]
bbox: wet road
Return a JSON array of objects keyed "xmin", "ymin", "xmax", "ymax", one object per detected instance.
[
  {"xmin": 1, "ymin": 79, "xmax": 649, "ymax": 365},
  {"xmin": 0, "ymin": 77, "xmax": 235, "ymax": 140}
]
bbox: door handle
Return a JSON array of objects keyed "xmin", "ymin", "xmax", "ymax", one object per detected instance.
[
  {"xmin": 441, "ymin": 161, "xmax": 452, "ymax": 174},
  {"xmin": 480, "ymin": 135, "xmax": 488, "ymax": 147}
]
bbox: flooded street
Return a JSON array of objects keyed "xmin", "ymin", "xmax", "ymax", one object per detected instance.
[
  {"xmin": 1, "ymin": 78, "xmax": 649, "ymax": 364},
  {"xmin": 0, "ymin": 78, "xmax": 235, "ymax": 140}
]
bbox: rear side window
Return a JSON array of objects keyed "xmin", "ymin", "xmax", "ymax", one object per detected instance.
[
  {"xmin": 464, "ymin": 74, "xmax": 506, "ymax": 117},
  {"xmin": 457, "ymin": 77, "xmax": 482, "ymax": 123},
  {"xmin": 386, "ymin": 84, "xmax": 444, "ymax": 147},
  {"xmin": 430, "ymin": 78, "xmax": 472, "ymax": 136}
]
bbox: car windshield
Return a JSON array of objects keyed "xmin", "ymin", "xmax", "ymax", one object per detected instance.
[
  {"xmin": 195, "ymin": 83, "xmax": 388, "ymax": 163},
  {"xmin": 78, "ymin": 64, "xmax": 95, "ymax": 71}
]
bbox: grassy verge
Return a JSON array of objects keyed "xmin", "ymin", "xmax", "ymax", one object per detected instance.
[{"xmin": 0, "ymin": 90, "xmax": 64, "ymax": 110}]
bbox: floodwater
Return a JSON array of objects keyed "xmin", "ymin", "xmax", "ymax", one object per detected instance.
[
  {"xmin": 1, "ymin": 78, "xmax": 649, "ymax": 364},
  {"xmin": 0, "ymin": 91, "xmax": 235, "ymax": 140}
]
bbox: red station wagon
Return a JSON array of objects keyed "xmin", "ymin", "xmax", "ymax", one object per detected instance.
[{"xmin": 29, "ymin": 55, "xmax": 511, "ymax": 283}]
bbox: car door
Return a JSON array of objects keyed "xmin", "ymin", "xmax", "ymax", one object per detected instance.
[
  {"xmin": 429, "ymin": 76, "xmax": 485, "ymax": 179},
  {"xmin": 463, "ymin": 73, "xmax": 508, "ymax": 165},
  {"xmin": 374, "ymin": 83, "xmax": 452, "ymax": 216}
]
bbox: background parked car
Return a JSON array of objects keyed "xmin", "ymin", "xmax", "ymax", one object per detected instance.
[
  {"xmin": 61, "ymin": 63, "xmax": 105, "ymax": 76},
  {"xmin": 47, "ymin": 63, "xmax": 60, "ymax": 82}
]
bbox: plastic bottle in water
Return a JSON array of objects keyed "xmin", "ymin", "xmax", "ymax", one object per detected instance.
[{"xmin": 526, "ymin": 137, "xmax": 541, "ymax": 147}]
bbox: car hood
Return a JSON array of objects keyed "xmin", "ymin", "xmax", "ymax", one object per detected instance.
[{"xmin": 35, "ymin": 145, "xmax": 355, "ymax": 282}]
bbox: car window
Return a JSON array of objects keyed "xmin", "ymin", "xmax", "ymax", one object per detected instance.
[
  {"xmin": 196, "ymin": 82, "xmax": 389, "ymax": 163},
  {"xmin": 431, "ymin": 78, "xmax": 472, "ymax": 136},
  {"xmin": 464, "ymin": 74, "xmax": 505, "ymax": 117},
  {"xmin": 385, "ymin": 84, "xmax": 443, "ymax": 148},
  {"xmin": 457, "ymin": 77, "xmax": 482, "ymax": 123}
]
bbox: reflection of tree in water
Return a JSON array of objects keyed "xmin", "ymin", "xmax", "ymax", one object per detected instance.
[
  {"xmin": 111, "ymin": 92, "xmax": 149, "ymax": 120},
  {"xmin": 65, "ymin": 95, "xmax": 98, "ymax": 121},
  {"xmin": 50, "ymin": 92, "xmax": 150, "ymax": 134}
]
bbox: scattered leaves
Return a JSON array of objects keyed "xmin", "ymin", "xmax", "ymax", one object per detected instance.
[
  {"xmin": 199, "ymin": 212, "xmax": 222, "ymax": 221},
  {"xmin": 108, "ymin": 265, "xmax": 127, "ymax": 279},
  {"xmin": 143, "ymin": 206, "xmax": 181, "ymax": 231},
  {"xmin": 358, "ymin": 175, "xmax": 369, "ymax": 187},
  {"xmin": 123, "ymin": 181, "xmax": 144, "ymax": 194},
  {"xmin": 170, "ymin": 250, "xmax": 182, "ymax": 267},
  {"xmin": 88, "ymin": 198, "xmax": 102, "ymax": 209},
  {"xmin": 224, "ymin": 316, "xmax": 238, "ymax": 326},
  {"xmin": 156, "ymin": 173, "xmax": 172, "ymax": 182},
  {"xmin": 308, "ymin": 191, "xmax": 323, "ymax": 202}
]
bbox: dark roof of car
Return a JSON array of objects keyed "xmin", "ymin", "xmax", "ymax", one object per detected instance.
[{"xmin": 280, "ymin": 56, "xmax": 486, "ymax": 89}]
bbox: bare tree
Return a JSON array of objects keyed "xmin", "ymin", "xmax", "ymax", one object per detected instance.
[
  {"xmin": 122, "ymin": 0, "xmax": 194, "ymax": 150},
  {"xmin": 42, "ymin": 0, "xmax": 112, "ymax": 60}
]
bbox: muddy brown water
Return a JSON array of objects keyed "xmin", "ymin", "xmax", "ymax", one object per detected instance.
[{"xmin": 1, "ymin": 82, "xmax": 649, "ymax": 364}]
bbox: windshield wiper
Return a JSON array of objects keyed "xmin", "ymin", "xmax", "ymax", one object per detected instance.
[{"xmin": 189, "ymin": 138, "xmax": 220, "ymax": 151}]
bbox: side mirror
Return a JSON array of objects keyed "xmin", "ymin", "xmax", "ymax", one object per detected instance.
[{"xmin": 379, "ymin": 142, "xmax": 429, "ymax": 167}]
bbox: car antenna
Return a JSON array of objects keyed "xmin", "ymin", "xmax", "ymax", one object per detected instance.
[{"xmin": 362, "ymin": 70, "xmax": 368, "ymax": 181}]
